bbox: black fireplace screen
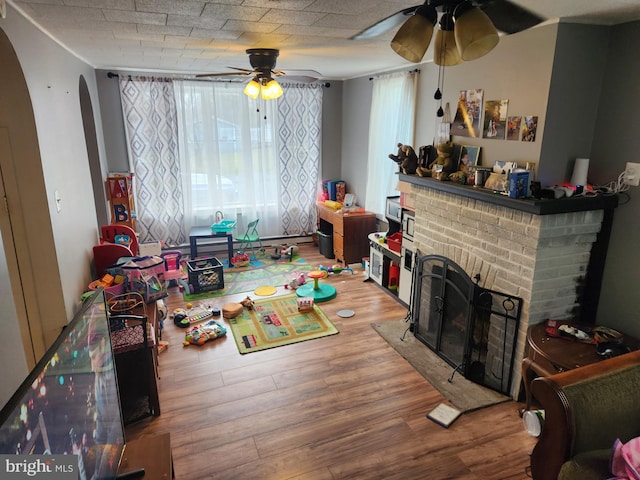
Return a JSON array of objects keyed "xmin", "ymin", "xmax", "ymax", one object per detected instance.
[{"xmin": 410, "ymin": 254, "xmax": 522, "ymax": 395}]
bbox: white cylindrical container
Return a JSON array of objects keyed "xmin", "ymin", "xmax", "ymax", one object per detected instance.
[
  {"xmin": 570, "ymin": 158, "xmax": 590, "ymax": 187},
  {"xmin": 523, "ymin": 409, "xmax": 545, "ymax": 437}
]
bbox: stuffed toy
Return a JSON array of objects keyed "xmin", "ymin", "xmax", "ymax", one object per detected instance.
[
  {"xmin": 240, "ymin": 296, "xmax": 255, "ymax": 310},
  {"xmin": 389, "ymin": 143, "xmax": 419, "ymax": 175},
  {"xmin": 416, "ymin": 142, "xmax": 455, "ymax": 179}
]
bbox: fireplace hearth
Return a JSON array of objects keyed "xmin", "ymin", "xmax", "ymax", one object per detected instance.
[{"xmin": 410, "ymin": 254, "xmax": 522, "ymax": 396}]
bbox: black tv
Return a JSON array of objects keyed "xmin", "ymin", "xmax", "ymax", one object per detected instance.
[{"xmin": 0, "ymin": 288, "xmax": 126, "ymax": 479}]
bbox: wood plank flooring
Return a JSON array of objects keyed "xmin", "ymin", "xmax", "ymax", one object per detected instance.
[{"xmin": 125, "ymin": 243, "xmax": 536, "ymax": 479}]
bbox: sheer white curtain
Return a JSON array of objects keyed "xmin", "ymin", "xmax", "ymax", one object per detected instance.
[
  {"xmin": 174, "ymin": 80, "xmax": 283, "ymax": 238},
  {"xmin": 365, "ymin": 71, "xmax": 418, "ymax": 216}
]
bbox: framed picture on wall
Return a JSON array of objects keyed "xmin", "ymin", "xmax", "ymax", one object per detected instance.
[{"xmin": 458, "ymin": 145, "xmax": 481, "ymax": 173}]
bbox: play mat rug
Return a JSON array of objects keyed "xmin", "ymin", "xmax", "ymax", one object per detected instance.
[
  {"xmin": 180, "ymin": 255, "xmax": 314, "ymax": 301},
  {"xmin": 228, "ymin": 294, "xmax": 339, "ymax": 354}
]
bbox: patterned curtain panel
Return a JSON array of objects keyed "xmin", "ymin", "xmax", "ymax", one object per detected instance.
[
  {"xmin": 277, "ymin": 83, "xmax": 323, "ymax": 235},
  {"xmin": 119, "ymin": 76, "xmax": 185, "ymax": 245}
]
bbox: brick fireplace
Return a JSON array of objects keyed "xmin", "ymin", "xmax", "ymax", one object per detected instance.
[{"xmin": 399, "ymin": 174, "xmax": 618, "ymax": 398}]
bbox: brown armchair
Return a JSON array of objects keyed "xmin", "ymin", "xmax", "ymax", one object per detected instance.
[{"xmin": 529, "ymin": 349, "xmax": 640, "ymax": 480}]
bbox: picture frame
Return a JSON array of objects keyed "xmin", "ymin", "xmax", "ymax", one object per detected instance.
[{"xmin": 458, "ymin": 145, "xmax": 480, "ymax": 173}]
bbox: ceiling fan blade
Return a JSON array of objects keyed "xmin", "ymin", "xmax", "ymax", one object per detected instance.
[
  {"xmin": 227, "ymin": 66, "xmax": 255, "ymax": 73},
  {"xmin": 479, "ymin": 0, "xmax": 545, "ymax": 34},
  {"xmin": 195, "ymin": 71, "xmax": 254, "ymax": 78},
  {"xmin": 351, "ymin": 6, "xmax": 420, "ymax": 40},
  {"xmin": 274, "ymin": 69, "xmax": 321, "ymax": 79}
]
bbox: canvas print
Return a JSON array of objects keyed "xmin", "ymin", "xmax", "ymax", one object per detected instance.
[
  {"xmin": 452, "ymin": 89, "xmax": 484, "ymax": 137},
  {"xmin": 458, "ymin": 145, "xmax": 480, "ymax": 174},
  {"xmin": 522, "ymin": 116, "xmax": 538, "ymax": 142},
  {"xmin": 507, "ymin": 116, "xmax": 522, "ymax": 141},
  {"xmin": 483, "ymin": 99, "xmax": 509, "ymax": 139}
]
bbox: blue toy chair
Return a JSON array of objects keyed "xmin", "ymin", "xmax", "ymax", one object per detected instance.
[{"xmin": 235, "ymin": 219, "xmax": 265, "ymax": 260}]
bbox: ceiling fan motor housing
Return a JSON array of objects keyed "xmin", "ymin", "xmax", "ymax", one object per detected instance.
[{"xmin": 246, "ymin": 48, "xmax": 279, "ymax": 75}]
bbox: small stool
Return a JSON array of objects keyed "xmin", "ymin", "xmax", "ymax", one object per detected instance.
[{"xmin": 295, "ymin": 270, "xmax": 336, "ymax": 303}]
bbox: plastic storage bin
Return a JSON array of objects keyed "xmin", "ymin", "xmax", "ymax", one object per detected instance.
[
  {"xmin": 187, "ymin": 256, "xmax": 224, "ymax": 293},
  {"xmin": 211, "ymin": 219, "xmax": 237, "ymax": 233},
  {"xmin": 317, "ymin": 230, "xmax": 334, "ymax": 259},
  {"xmin": 386, "ymin": 232, "xmax": 402, "ymax": 253}
]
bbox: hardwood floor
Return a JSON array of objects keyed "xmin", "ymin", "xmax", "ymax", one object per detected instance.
[{"xmin": 125, "ymin": 243, "xmax": 536, "ymax": 479}]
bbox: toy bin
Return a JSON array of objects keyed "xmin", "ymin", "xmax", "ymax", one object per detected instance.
[
  {"xmin": 187, "ymin": 256, "xmax": 224, "ymax": 293},
  {"xmin": 317, "ymin": 230, "xmax": 334, "ymax": 259},
  {"xmin": 386, "ymin": 232, "xmax": 402, "ymax": 253}
]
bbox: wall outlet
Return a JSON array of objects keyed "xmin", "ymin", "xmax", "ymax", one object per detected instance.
[{"xmin": 623, "ymin": 162, "xmax": 640, "ymax": 187}]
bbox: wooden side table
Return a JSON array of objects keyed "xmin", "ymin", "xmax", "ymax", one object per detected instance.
[
  {"xmin": 316, "ymin": 203, "xmax": 377, "ymax": 265},
  {"xmin": 117, "ymin": 432, "xmax": 174, "ymax": 479},
  {"xmin": 521, "ymin": 323, "xmax": 639, "ymax": 411}
]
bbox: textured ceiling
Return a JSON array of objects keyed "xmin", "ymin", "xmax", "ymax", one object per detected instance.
[{"xmin": 8, "ymin": 0, "xmax": 640, "ymax": 80}]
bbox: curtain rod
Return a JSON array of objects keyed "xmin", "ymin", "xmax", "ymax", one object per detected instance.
[
  {"xmin": 107, "ymin": 71, "xmax": 330, "ymax": 87},
  {"xmin": 369, "ymin": 68, "xmax": 420, "ymax": 81}
]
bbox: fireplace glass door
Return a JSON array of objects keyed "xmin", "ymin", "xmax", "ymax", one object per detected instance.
[
  {"xmin": 412, "ymin": 255, "xmax": 475, "ymax": 371},
  {"xmin": 411, "ymin": 254, "xmax": 523, "ymax": 395}
]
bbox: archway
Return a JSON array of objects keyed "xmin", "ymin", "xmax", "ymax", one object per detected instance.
[{"xmin": 79, "ymin": 75, "xmax": 109, "ymax": 227}]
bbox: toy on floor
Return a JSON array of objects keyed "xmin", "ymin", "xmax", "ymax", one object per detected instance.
[
  {"xmin": 240, "ymin": 296, "xmax": 255, "ymax": 310},
  {"xmin": 183, "ymin": 320, "xmax": 227, "ymax": 346},
  {"xmin": 284, "ymin": 273, "xmax": 307, "ymax": 290},
  {"xmin": 319, "ymin": 264, "xmax": 354, "ymax": 275},
  {"xmin": 222, "ymin": 302, "xmax": 243, "ymax": 319},
  {"xmin": 270, "ymin": 244, "xmax": 297, "ymax": 261},
  {"xmin": 231, "ymin": 251, "xmax": 250, "ymax": 267},
  {"xmin": 295, "ymin": 269, "xmax": 337, "ymax": 303},
  {"xmin": 297, "ymin": 297, "xmax": 314, "ymax": 313},
  {"xmin": 172, "ymin": 306, "xmax": 214, "ymax": 328}
]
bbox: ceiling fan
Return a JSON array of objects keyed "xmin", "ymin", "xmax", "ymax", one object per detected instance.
[
  {"xmin": 196, "ymin": 48, "xmax": 321, "ymax": 83},
  {"xmin": 353, "ymin": 0, "xmax": 545, "ymax": 67},
  {"xmin": 352, "ymin": 0, "xmax": 546, "ymax": 41}
]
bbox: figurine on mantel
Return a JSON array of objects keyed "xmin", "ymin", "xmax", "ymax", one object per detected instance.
[
  {"xmin": 416, "ymin": 141, "xmax": 456, "ymax": 180},
  {"xmin": 389, "ymin": 143, "xmax": 418, "ymax": 175}
]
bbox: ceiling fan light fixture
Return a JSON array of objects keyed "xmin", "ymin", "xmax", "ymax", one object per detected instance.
[
  {"xmin": 453, "ymin": 1, "xmax": 499, "ymax": 61},
  {"xmin": 261, "ymin": 78, "xmax": 283, "ymax": 100},
  {"xmin": 390, "ymin": 3, "xmax": 437, "ymax": 63},
  {"xmin": 244, "ymin": 77, "xmax": 261, "ymax": 99},
  {"xmin": 434, "ymin": 13, "xmax": 462, "ymax": 66}
]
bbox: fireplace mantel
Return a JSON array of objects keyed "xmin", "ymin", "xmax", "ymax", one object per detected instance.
[{"xmin": 398, "ymin": 173, "xmax": 619, "ymax": 215}]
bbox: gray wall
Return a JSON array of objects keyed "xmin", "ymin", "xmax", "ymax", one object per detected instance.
[
  {"xmin": 340, "ymin": 76, "xmax": 373, "ymax": 207},
  {"xmin": 540, "ymin": 24, "xmax": 610, "ymax": 186},
  {"xmin": 590, "ymin": 22, "xmax": 640, "ymax": 335}
]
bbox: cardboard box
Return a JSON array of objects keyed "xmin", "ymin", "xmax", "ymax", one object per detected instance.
[{"xmin": 395, "ymin": 181, "xmax": 416, "ymax": 210}]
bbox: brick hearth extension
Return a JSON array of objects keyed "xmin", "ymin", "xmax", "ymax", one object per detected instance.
[{"xmin": 398, "ymin": 174, "xmax": 618, "ymax": 398}]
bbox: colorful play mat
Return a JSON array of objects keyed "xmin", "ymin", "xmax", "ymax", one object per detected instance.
[
  {"xmin": 181, "ymin": 256, "xmax": 314, "ymax": 301},
  {"xmin": 228, "ymin": 294, "xmax": 339, "ymax": 354}
]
